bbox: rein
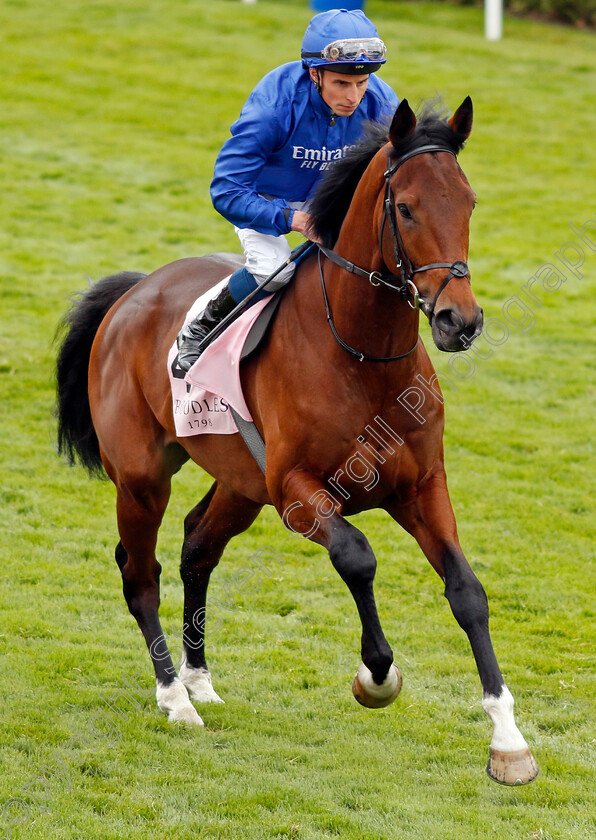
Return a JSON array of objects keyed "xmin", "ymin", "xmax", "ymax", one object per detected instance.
[
  {"xmin": 318, "ymin": 248, "xmax": 419, "ymax": 363},
  {"xmin": 318, "ymin": 143, "xmax": 471, "ymax": 363}
]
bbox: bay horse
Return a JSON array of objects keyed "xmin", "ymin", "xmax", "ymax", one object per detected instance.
[{"xmin": 55, "ymin": 98, "xmax": 538, "ymax": 785}]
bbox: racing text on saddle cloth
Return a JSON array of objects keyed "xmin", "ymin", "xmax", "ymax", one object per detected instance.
[{"xmin": 168, "ymin": 294, "xmax": 270, "ymax": 437}]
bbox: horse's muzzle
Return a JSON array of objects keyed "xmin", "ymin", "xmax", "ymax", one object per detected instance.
[{"xmin": 431, "ymin": 306, "xmax": 484, "ymax": 352}]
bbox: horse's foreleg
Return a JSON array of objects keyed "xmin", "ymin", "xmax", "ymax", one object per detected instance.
[
  {"xmin": 115, "ymin": 478, "xmax": 202, "ymax": 726},
  {"xmin": 179, "ymin": 482, "xmax": 263, "ymax": 705},
  {"xmin": 328, "ymin": 517, "xmax": 402, "ymax": 707},
  {"xmin": 385, "ymin": 471, "xmax": 538, "ymax": 785},
  {"xmin": 279, "ymin": 476, "xmax": 400, "ymax": 708}
]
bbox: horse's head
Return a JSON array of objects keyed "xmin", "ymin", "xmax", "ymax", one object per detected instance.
[{"xmin": 382, "ymin": 97, "xmax": 483, "ymax": 352}]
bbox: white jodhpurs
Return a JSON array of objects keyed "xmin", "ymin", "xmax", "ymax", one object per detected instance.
[{"xmin": 235, "ymin": 213, "xmax": 305, "ymax": 291}]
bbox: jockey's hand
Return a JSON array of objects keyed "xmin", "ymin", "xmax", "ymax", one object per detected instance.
[{"xmin": 291, "ymin": 211, "xmax": 320, "ymax": 243}]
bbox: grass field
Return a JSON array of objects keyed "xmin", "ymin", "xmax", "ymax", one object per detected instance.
[{"xmin": 0, "ymin": 1, "xmax": 595, "ymax": 838}]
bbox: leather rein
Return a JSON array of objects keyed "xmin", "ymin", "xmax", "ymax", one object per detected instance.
[{"xmin": 317, "ymin": 143, "xmax": 471, "ymax": 363}]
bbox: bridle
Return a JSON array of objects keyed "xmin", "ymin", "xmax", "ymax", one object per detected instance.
[
  {"xmin": 380, "ymin": 144, "xmax": 471, "ymax": 313},
  {"xmin": 317, "ymin": 143, "xmax": 471, "ymax": 363}
]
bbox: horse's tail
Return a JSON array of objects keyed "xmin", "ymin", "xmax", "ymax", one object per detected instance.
[{"xmin": 55, "ymin": 271, "xmax": 146, "ymax": 476}]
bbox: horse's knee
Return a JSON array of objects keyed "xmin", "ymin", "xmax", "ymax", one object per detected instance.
[
  {"xmin": 180, "ymin": 556, "xmax": 219, "ymax": 590},
  {"xmin": 119, "ymin": 554, "xmax": 162, "ymax": 618},
  {"xmin": 329, "ymin": 524, "xmax": 376, "ymax": 587},
  {"xmin": 122, "ymin": 582, "xmax": 160, "ymax": 620},
  {"xmin": 180, "ymin": 535, "xmax": 221, "ymax": 585}
]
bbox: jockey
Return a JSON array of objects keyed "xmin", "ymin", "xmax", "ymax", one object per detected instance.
[{"xmin": 177, "ymin": 8, "xmax": 398, "ymax": 371}]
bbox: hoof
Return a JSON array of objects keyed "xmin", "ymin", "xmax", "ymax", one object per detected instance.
[
  {"xmin": 169, "ymin": 703, "xmax": 204, "ymax": 726},
  {"xmin": 486, "ymin": 747, "xmax": 539, "ymax": 786},
  {"xmin": 156, "ymin": 678, "xmax": 204, "ymax": 726},
  {"xmin": 179, "ymin": 664, "xmax": 224, "ymax": 704},
  {"xmin": 352, "ymin": 663, "xmax": 402, "ymax": 709}
]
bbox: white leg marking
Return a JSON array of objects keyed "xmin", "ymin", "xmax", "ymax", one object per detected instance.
[
  {"xmin": 355, "ymin": 663, "xmax": 399, "ymax": 701},
  {"xmin": 482, "ymin": 685, "xmax": 528, "ymax": 752},
  {"xmin": 156, "ymin": 678, "xmax": 204, "ymax": 725},
  {"xmin": 179, "ymin": 661, "xmax": 224, "ymax": 704}
]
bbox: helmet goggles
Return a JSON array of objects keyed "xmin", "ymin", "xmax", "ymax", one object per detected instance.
[{"xmin": 302, "ymin": 37, "xmax": 387, "ymax": 64}]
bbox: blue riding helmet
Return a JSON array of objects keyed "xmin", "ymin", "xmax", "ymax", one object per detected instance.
[{"xmin": 301, "ymin": 8, "xmax": 388, "ymax": 75}]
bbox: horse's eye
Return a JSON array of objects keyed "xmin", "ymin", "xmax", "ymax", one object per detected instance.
[{"xmin": 397, "ymin": 203, "xmax": 412, "ymax": 219}]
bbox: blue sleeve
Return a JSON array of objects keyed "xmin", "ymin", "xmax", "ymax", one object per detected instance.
[
  {"xmin": 369, "ymin": 76, "xmax": 399, "ymax": 124},
  {"xmin": 210, "ymin": 90, "xmax": 293, "ymax": 237}
]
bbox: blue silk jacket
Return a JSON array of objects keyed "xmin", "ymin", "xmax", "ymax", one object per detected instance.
[{"xmin": 210, "ymin": 61, "xmax": 398, "ymax": 236}]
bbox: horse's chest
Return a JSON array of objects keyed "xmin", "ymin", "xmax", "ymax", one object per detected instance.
[{"xmin": 321, "ymin": 422, "xmax": 442, "ymax": 516}]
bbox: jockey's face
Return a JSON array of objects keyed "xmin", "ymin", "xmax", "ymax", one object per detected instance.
[{"xmin": 309, "ymin": 68, "xmax": 370, "ymax": 118}]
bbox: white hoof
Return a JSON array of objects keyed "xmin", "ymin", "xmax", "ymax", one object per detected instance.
[
  {"xmin": 179, "ymin": 663, "xmax": 224, "ymax": 704},
  {"xmin": 352, "ymin": 662, "xmax": 402, "ymax": 708},
  {"xmin": 156, "ymin": 678, "xmax": 204, "ymax": 725}
]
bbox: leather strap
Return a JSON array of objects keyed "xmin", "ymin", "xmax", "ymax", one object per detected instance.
[{"xmin": 229, "ymin": 406, "xmax": 266, "ymax": 474}]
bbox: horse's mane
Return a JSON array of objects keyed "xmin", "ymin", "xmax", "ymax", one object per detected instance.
[{"xmin": 309, "ymin": 101, "xmax": 469, "ymax": 249}]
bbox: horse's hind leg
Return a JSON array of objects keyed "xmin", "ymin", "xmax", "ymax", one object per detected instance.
[
  {"xmin": 113, "ymin": 471, "xmax": 202, "ymax": 725},
  {"xmin": 384, "ymin": 468, "xmax": 538, "ymax": 785},
  {"xmin": 177, "ymin": 482, "xmax": 263, "ymax": 703}
]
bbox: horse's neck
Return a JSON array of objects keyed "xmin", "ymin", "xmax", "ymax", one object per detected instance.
[{"xmin": 322, "ymin": 221, "xmax": 419, "ymax": 364}]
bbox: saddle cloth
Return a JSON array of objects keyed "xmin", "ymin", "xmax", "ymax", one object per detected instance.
[{"xmin": 167, "ymin": 284, "xmax": 271, "ymax": 438}]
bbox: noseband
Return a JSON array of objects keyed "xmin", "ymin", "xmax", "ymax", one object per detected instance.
[{"xmin": 317, "ymin": 143, "xmax": 471, "ymax": 362}]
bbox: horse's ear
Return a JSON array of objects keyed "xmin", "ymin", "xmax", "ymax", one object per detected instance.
[
  {"xmin": 449, "ymin": 96, "xmax": 473, "ymax": 139},
  {"xmin": 389, "ymin": 99, "xmax": 417, "ymax": 145}
]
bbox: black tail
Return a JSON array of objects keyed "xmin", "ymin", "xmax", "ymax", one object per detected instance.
[{"xmin": 55, "ymin": 271, "xmax": 146, "ymax": 476}]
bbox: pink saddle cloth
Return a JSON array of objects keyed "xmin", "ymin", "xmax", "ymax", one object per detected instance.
[{"xmin": 167, "ymin": 294, "xmax": 270, "ymax": 437}]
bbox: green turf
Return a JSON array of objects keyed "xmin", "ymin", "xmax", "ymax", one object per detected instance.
[{"xmin": 0, "ymin": 1, "xmax": 594, "ymax": 838}]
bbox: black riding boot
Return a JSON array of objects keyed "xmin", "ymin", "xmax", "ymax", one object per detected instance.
[{"xmin": 176, "ymin": 284, "xmax": 237, "ymax": 371}]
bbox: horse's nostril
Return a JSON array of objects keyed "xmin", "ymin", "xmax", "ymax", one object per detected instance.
[{"xmin": 434, "ymin": 309, "xmax": 464, "ymax": 335}]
